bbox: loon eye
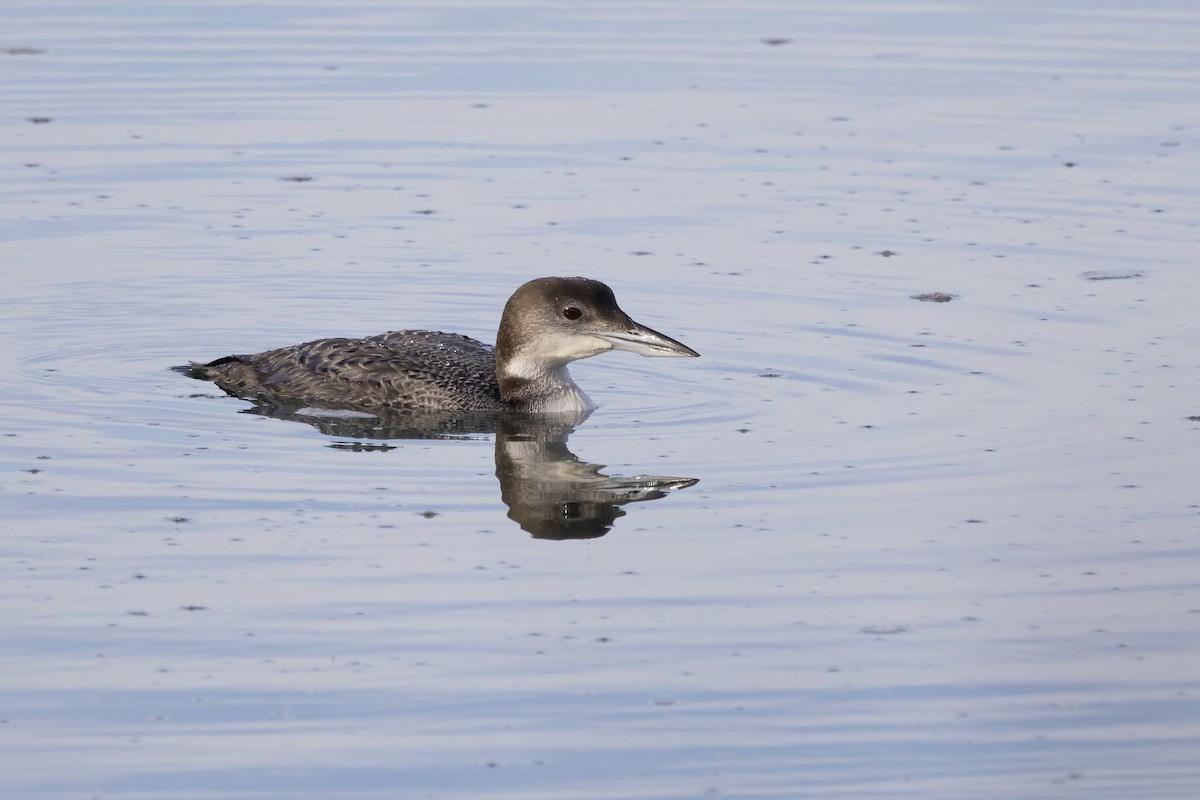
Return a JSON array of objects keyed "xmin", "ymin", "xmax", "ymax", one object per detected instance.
[{"xmin": 563, "ymin": 306, "xmax": 582, "ymax": 321}]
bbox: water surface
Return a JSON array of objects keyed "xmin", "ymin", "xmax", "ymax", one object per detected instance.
[{"xmin": 2, "ymin": 2, "xmax": 1199, "ymax": 798}]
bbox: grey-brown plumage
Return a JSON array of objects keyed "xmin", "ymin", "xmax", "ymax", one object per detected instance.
[
  {"xmin": 195, "ymin": 330, "xmax": 502, "ymax": 411},
  {"xmin": 187, "ymin": 277, "xmax": 698, "ymax": 414}
]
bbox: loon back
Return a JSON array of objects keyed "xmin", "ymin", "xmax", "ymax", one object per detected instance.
[{"xmin": 193, "ymin": 330, "xmax": 503, "ymax": 411}]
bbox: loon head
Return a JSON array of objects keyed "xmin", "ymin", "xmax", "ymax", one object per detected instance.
[{"xmin": 495, "ymin": 276, "xmax": 699, "ymax": 412}]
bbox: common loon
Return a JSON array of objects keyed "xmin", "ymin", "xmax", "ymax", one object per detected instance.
[{"xmin": 188, "ymin": 276, "xmax": 699, "ymax": 414}]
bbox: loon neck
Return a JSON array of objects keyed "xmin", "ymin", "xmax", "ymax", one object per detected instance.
[{"xmin": 496, "ymin": 356, "xmax": 597, "ymax": 414}]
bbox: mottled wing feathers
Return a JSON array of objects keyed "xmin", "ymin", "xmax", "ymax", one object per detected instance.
[{"xmin": 200, "ymin": 330, "xmax": 502, "ymax": 411}]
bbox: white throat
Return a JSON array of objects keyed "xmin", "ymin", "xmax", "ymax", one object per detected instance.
[{"xmin": 501, "ymin": 356, "xmax": 598, "ymax": 414}]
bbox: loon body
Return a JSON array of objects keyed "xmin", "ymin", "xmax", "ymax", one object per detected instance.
[{"xmin": 188, "ymin": 276, "xmax": 698, "ymax": 414}]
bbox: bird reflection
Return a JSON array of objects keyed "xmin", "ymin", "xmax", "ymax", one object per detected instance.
[
  {"xmin": 221, "ymin": 398, "xmax": 697, "ymax": 539},
  {"xmin": 492, "ymin": 414, "xmax": 697, "ymax": 539}
]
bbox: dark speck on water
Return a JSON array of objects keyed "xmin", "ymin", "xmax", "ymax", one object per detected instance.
[
  {"xmin": 1081, "ymin": 269, "xmax": 1145, "ymax": 281},
  {"xmin": 861, "ymin": 625, "xmax": 910, "ymax": 635}
]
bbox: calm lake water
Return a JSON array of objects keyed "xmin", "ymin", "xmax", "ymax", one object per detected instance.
[{"xmin": 3, "ymin": 2, "xmax": 1199, "ymax": 798}]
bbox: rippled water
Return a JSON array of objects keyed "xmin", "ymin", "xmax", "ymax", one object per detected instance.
[{"xmin": 3, "ymin": 2, "xmax": 1199, "ymax": 798}]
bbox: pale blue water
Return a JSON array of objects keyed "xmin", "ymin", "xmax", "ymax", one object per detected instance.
[{"xmin": 2, "ymin": 2, "xmax": 1199, "ymax": 798}]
